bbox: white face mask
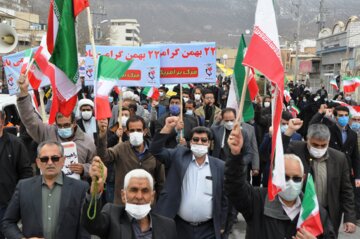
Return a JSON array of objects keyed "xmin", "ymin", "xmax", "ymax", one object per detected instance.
[
  {"xmin": 159, "ymin": 92, "xmax": 164, "ymax": 97},
  {"xmin": 194, "ymin": 94, "xmax": 201, "ymax": 101},
  {"xmin": 129, "ymin": 132, "xmax": 144, "ymax": 146},
  {"xmin": 224, "ymin": 121, "xmax": 234, "ymax": 131},
  {"xmin": 185, "ymin": 109, "xmax": 193, "ymax": 115},
  {"xmin": 81, "ymin": 111, "xmax": 93, "ymax": 121},
  {"xmin": 280, "ymin": 124, "xmax": 288, "ymax": 133},
  {"xmin": 308, "ymin": 145, "xmax": 327, "ymax": 159},
  {"xmin": 264, "ymin": 102, "xmax": 271, "ymax": 108},
  {"xmin": 124, "ymin": 193, "xmax": 151, "ymax": 220},
  {"xmin": 278, "ymin": 179, "xmax": 303, "ymax": 201},
  {"xmin": 191, "ymin": 144, "xmax": 208, "ymax": 157},
  {"xmin": 183, "ymin": 97, "xmax": 189, "ymax": 103},
  {"xmin": 125, "ymin": 202, "xmax": 151, "ymax": 220},
  {"xmin": 121, "ymin": 116, "xmax": 129, "ymax": 127}
]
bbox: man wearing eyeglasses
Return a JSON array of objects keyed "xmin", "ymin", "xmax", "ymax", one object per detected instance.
[
  {"xmin": 149, "ymin": 116, "xmax": 227, "ymax": 239},
  {"xmin": 2, "ymin": 141, "xmax": 90, "ymax": 239},
  {"xmin": 225, "ymin": 123, "xmax": 336, "ymax": 238},
  {"xmin": 16, "ymin": 74, "xmax": 96, "ymax": 179},
  {"xmin": 284, "ymin": 123, "xmax": 357, "ymax": 236}
]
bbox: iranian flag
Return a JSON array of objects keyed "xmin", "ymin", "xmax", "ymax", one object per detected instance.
[
  {"xmin": 47, "ymin": 0, "xmax": 89, "ymax": 116},
  {"xmin": 21, "ymin": 48, "xmax": 42, "ymax": 90},
  {"xmin": 226, "ymin": 34, "xmax": 258, "ymax": 122},
  {"xmin": 95, "ymin": 55, "xmax": 133, "ymax": 119},
  {"xmin": 143, "ymin": 87, "xmax": 160, "ymax": 100},
  {"xmin": 342, "ymin": 76, "xmax": 360, "ymax": 93},
  {"xmin": 290, "ymin": 105, "xmax": 300, "ymax": 118},
  {"xmin": 242, "ymin": 0, "xmax": 286, "ymax": 200},
  {"xmin": 330, "ymin": 78, "xmax": 339, "ymax": 90},
  {"xmin": 330, "ymin": 100, "xmax": 360, "ymax": 116},
  {"xmin": 284, "ymin": 89, "xmax": 291, "ymax": 103},
  {"xmin": 297, "ymin": 174, "xmax": 323, "ymax": 236}
]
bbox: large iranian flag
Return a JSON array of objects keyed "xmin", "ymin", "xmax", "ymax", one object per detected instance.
[
  {"xmin": 342, "ymin": 76, "xmax": 360, "ymax": 93},
  {"xmin": 227, "ymin": 34, "xmax": 258, "ymax": 122},
  {"xmin": 242, "ymin": 0, "xmax": 286, "ymax": 200},
  {"xmin": 297, "ymin": 174, "xmax": 323, "ymax": 236},
  {"xmin": 47, "ymin": 0, "xmax": 89, "ymax": 116},
  {"xmin": 95, "ymin": 56, "xmax": 133, "ymax": 119}
]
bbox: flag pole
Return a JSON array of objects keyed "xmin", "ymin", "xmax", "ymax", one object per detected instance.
[
  {"xmin": 86, "ymin": 8, "xmax": 97, "ymax": 65},
  {"xmin": 117, "ymin": 90, "xmax": 123, "ymax": 143},
  {"xmin": 38, "ymin": 89, "xmax": 47, "ymax": 123},
  {"xmin": 179, "ymin": 84, "xmax": 183, "ymax": 139},
  {"xmin": 86, "ymin": 7, "xmax": 99, "ymax": 121},
  {"xmin": 236, "ymin": 67, "xmax": 250, "ymax": 123},
  {"xmin": 25, "ymin": 58, "xmax": 35, "ymax": 76}
]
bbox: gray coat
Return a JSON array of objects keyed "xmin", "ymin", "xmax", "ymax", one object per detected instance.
[
  {"xmin": 17, "ymin": 95, "xmax": 95, "ymax": 177},
  {"xmin": 2, "ymin": 175, "xmax": 90, "ymax": 239}
]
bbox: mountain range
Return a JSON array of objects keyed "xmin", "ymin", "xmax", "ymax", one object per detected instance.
[{"xmin": 30, "ymin": 0, "xmax": 360, "ymax": 48}]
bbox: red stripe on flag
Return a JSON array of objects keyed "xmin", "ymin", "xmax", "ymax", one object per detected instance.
[
  {"xmin": 73, "ymin": 0, "xmax": 89, "ymax": 17},
  {"xmin": 299, "ymin": 213, "xmax": 323, "ymax": 237},
  {"xmin": 248, "ymin": 68, "xmax": 259, "ymax": 100},
  {"xmin": 27, "ymin": 67, "xmax": 42, "ymax": 90},
  {"xmin": 47, "ymin": 1, "xmax": 54, "ymax": 54},
  {"xmin": 95, "ymin": 96, "xmax": 112, "ymax": 120}
]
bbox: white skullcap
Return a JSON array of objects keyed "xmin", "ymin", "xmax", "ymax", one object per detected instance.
[
  {"xmin": 78, "ymin": 99, "xmax": 94, "ymax": 109},
  {"xmin": 122, "ymin": 91, "xmax": 136, "ymax": 101}
]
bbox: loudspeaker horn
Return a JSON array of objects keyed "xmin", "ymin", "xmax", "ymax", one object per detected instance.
[{"xmin": 0, "ymin": 23, "xmax": 18, "ymax": 54}]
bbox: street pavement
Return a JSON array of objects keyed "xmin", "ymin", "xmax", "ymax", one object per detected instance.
[{"xmin": 229, "ymin": 214, "xmax": 360, "ymax": 239}]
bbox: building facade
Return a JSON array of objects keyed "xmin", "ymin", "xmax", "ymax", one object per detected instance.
[
  {"xmin": 316, "ymin": 16, "xmax": 360, "ymax": 92},
  {"xmin": 109, "ymin": 19, "xmax": 141, "ymax": 46}
]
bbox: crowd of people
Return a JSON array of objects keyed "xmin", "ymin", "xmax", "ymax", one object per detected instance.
[{"xmin": 0, "ymin": 73, "xmax": 359, "ymax": 239}]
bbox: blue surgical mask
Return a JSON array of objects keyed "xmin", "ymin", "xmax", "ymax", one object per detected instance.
[
  {"xmin": 109, "ymin": 96, "xmax": 114, "ymax": 103},
  {"xmin": 280, "ymin": 124, "xmax": 288, "ymax": 133},
  {"xmin": 57, "ymin": 127, "xmax": 73, "ymax": 139},
  {"xmin": 351, "ymin": 122, "xmax": 360, "ymax": 131},
  {"xmin": 169, "ymin": 104, "xmax": 180, "ymax": 116},
  {"xmin": 337, "ymin": 116, "xmax": 349, "ymax": 127}
]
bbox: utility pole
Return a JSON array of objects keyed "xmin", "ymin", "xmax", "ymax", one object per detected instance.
[
  {"xmin": 317, "ymin": 0, "xmax": 326, "ymax": 32},
  {"xmin": 293, "ymin": 0, "xmax": 302, "ymax": 82}
]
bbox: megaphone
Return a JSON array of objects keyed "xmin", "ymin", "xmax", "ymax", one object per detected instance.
[{"xmin": 0, "ymin": 23, "xmax": 18, "ymax": 54}]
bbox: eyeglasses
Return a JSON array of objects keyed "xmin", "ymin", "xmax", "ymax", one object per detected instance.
[
  {"xmin": 192, "ymin": 137, "xmax": 209, "ymax": 143},
  {"xmin": 39, "ymin": 155, "xmax": 62, "ymax": 163},
  {"xmin": 285, "ymin": 175, "xmax": 302, "ymax": 183}
]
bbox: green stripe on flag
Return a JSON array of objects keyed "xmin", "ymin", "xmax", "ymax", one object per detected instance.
[
  {"xmin": 97, "ymin": 56, "xmax": 133, "ymax": 81},
  {"xmin": 234, "ymin": 34, "xmax": 254, "ymax": 122},
  {"xmin": 300, "ymin": 174, "xmax": 316, "ymax": 221},
  {"xmin": 49, "ymin": 0, "xmax": 79, "ymax": 83}
]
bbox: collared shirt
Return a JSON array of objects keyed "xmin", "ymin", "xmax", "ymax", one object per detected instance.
[
  {"xmin": 132, "ymin": 143, "xmax": 149, "ymax": 161},
  {"xmin": 128, "ymin": 213, "xmax": 152, "ymax": 239},
  {"xmin": 311, "ymin": 153, "xmax": 328, "ymax": 207},
  {"xmin": 178, "ymin": 155, "xmax": 213, "ymax": 222},
  {"xmin": 279, "ymin": 197, "xmax": 301, "ymax": 220},
  {"xmin": 41, "ymin": 173, "xmax": 63, "ymax": 239}
]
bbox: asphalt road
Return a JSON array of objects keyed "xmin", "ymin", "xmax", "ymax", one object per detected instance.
[{"xmin": 229, "ymin": 214, "xmax": 360, "ymax": 239}]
